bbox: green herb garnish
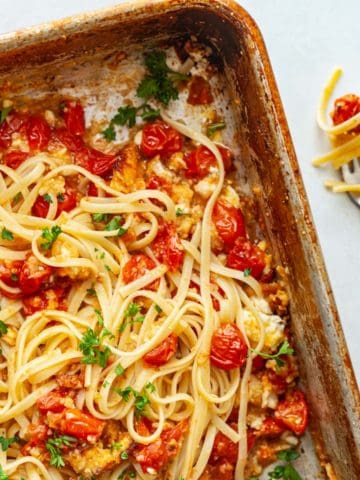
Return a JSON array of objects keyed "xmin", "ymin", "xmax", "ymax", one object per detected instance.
[
  {"xmin": 0, "ymin": 435, "xmax": 18, "ymax": 451},
  {"xmin": 252, "ymin": 340, "xmax": 294, "ymax": 369},
  {"xmin": 86, "ymin": 288, "xmax": 97, "ymax": 297},
  {"xmin": 0, "ymin": 466, "xmax": 8, "ymax": 480},
  {"xmin": 176, "ymin": 207, "xmax": 184, "ymax": 217},
  {"xmin": 41, "ymin": 225, "xmax": 62, "ymax": 250},
  {"xmin": 104, "ymin": 215, "xmax": 127, "ymax": 237},
  {"xmin": 45, "ymin": 435, "xmax": 77, "ymax": 468},
  {"xmin": 79, "ymin": 327, "xmax": 112, "ymax": 368},
  {"xmin": 0, "ymin": 320, "xmax": 8, "ymax": 337},
  {"xmin": 43, "ymin": 193, "xmax": 53, "ymax": 204},
  {"xmin": 243, "ymin": 267, "xmax": 252, "ymax": 277},
  {"xmin": 115, "ymin": 364, "xmax": 125, "ymax": 376},
  {"xmin": 207, "ymin": 121, "xmax": 226, "ymax": 136},
  {"xmin": 115, "ymin": 386, "xmax": 150, "ymax": 417},
  {"xmin": 145, "ymin": 382, "xmax": 155, "ymax": 393},
  {"xmin": 120, "ymin": 451, "xmax": 129, "ymax": 460},
  {"xmin": 92, "ymin": 212, "xmax": 109, "ymax": 223},
  {"xmin": 57, "ymin": 194, "xmax": 65, "ymax": 203},
  {"xmin": 119, "ymin": 302, "xmax": 145, "ymax": 333},
  {"xmin": 267, "ymin": 449, "xmax": 302, "ymax": 479},
  {"xmin": 1, "ymin": 228, "xmax": 13, "ymax": 241},
  {"xmin": 0, "ymin": 106, "xmax": 12, "ymax": 124}
]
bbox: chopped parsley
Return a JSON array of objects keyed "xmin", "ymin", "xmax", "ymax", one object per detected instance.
[
  {"xmin": 0, "ymin": 106, "xmax": 12, "ymax": 124},
  {"xmin": 252, "ymin": 340, "xmax": 294, "ymax": 369},
  {"xmin": 104, "ymin": 215, "xmax": 127, "ymax": 237},
  {"xmin": 119, "ymin": 302, "xmax": 145, "ymax": 333},
  {"xmin": 40, "ymin": 225, "xmax": 62, "ymax": 250},
  {"xmin": 125, "ymin": 302, "xmax": 140, "ymax": 318},
  {"xmin": 94, "ymin": 308, "xmax": 104, "ymax": 326},
  {"xmin": 267, "ymin": 449, "xmax": 303, "ymax": 479},
  {"xmin": 137, "ymin": 50, "xmax": 188, "ymax": 106},
  {"xmin": 207, "ymin": 121, "xmax": 226, "ymax": 136},
  {"xmin": 86, "ymin": 288, "xmax": 97, "ymax": 297},
  {"xmin": 12, "ymin": 192, "xmax": 22, "ymax": 204},
  {"xmin": 1, "ymin": 228, "xmax": 13, "ymax": 241},
  {"xmin": 176, "ymin": 207, "xmax": 184, "ymax": 217},
  {"xmin": 155, "ymin": 304, "xmax": 162, "ymax": 313},
  {"xmin": 115, "ymin": 364, "xmax": 125, "ymax": 376},
  {"xmin": 117, "ymin": 471, "xmax": 136, "ymax": 480},
  {"xmin": 120, "ymin": 451, "xmax": 129, "ymax": 460},
  {"xmin": 0, "ymin": 435, "xmax": 18, "ymax": 451},
  {"xmin": 57, "ymin": 193, "xmax": 65, "ymax": 203},
  {"xmin": 243, "ymin": 267, "xmax": 252, "ymax": 277},
  {"xmin": 10, "ymin": 273, "xmax": 18, "ymax": 282},
  {"xmin": 0, "ymin": 320, "xmax": 8, "ymax": 337},
  {"xmin": 92, "ymin": 212, "xmax": 110, "ymax": 223},
  {"xmin": 43, "ymin": 193, "xmax": 53, "ymax": 203},
  {"xmin": 115, "ymin": 386, "xmax": 150, "ymax": 417},
  {"xmin": 45, "ymin": 435, "xmax": 77, "ymax": 468},
  {"xmin": 0, "ymin": 466, "xmax": 8, "ymax": 480},
  {"xmin": 145, "ymin": 382, "xmax": 155, "ymax": 393},
  {"xmin": 79, "ymin": 327, "xmax": 113, "ymax": 368}
]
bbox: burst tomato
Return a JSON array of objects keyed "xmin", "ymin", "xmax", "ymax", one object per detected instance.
[
  {"xmin": 122, "ymin": 253, "xmax": 158, "ymax": 288},
  {"xmin": 258, "ymin": 417, "xmax": 285, "ymax": 438},
  {"xmin": 185, "ymin": 145, "xmax": 232, "ymax": 179},
  {"xmin": 3, "ymin": 151, "xmax": 29, "ymax": 169},
  {"xmin": 37, "ymin": 389, "xmax": 68, "ymax": 414},
  {"xmin": 134, "ymin": 420, "xmax": 188, "ymax": 473},
  {"xmin": 187, "ymin": 76, "xmax": 213, "ymax": 105},
  {"xmin": 0, "ymin": 120, "xmax": 12, "ymax": 148},
  {"xmin": 0, "ymin": 112, "xmax": 29, "ymax": 149},
  {"xmin": 213, "ymin": 200, "xmax": 246, "ymax": 250},
  {"xmin": 143, "ymin": 334, "xmax": 178, "ymax": 367},
  {"xmin": 275, "ymin": 389, "xmax": 308, "ymax": 435},
  {"xmin": 62, "ymin": 100, "xmax": 85, "ymax": 136},
  {"xmin": 27, "ymin": 116, "xmax": 51, "ymax": 150},
  {"xmin": 147, "ymin": 175, "xmax": 172, "ymax": 195},
  {"xmin": 331, "ymin": 94, "xmax": 360, "ymax": 132},
  {"xmin": 0, "ymin": 259, "xmax": 23, "ymax": 298},
  {"xmin": 140, "ymin": 121, "xmax": 183, "ymax": 159},
  {"xmin": 151, "ymin": 221, "xmax": 184, "ymax": 271},
  {"xmin": 210, "ymin": 323, "xmax": 248, "ymax": 370},
  {"xmin": 226, "ymin": 238, "xmax": 266, "ymax": 280},
  {"xmin": 55, "ymin": 127, "xmax": 85, "ymax": 151},
  {"xmin": 210, "ymin": 424, "xmax": 256, "ymax": 467},
  {"xmin": 57, "ymin": 408, "xmax": 105, "ymax": 441},
  {"xmin": 19, "ymin": 255, "xmax": 52, "ymax": 296},
  {"xmin": 251, "ymin": 355, "xmax": 266, "ymax": 372},
  {"xmin": 32, "ymin": 195, "xmax": 51, "ymax": 218},
  {"xmin": 22, "ymin": 287, "xmax": 67, "ymax": 316},
  {"xmin": 21, "ymin": 423, "xmax": 50, "ymax": 455},
  {"xmin": 74, "ymin": 146, "xmax": 116, "ymax": 176},
  {"xmin": 32, "ymin": 187, "xmax": 77, "ymax": 218},
  {"xmin": 87, "ymin": 182, "xmax": 99, "ymax": 196}
]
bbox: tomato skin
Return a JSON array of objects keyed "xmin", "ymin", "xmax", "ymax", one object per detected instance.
[
  {"xmin": 56, "ymin": 408, "xmax": 105, "ymax": 441},
  {"xmin": 87, "ymin": 182, "xmax": 99, "ymax": 196},
  {"xmin": 258, "ymin": 417, "xmax": 285, "ymax": 438},
  {"xmin": 143, "ymin": 333, "xmax": 178, "ymax": 367},
  {"xmin": 37, "ymin": 390, "xmax": 68, "ymax": 414},
  {"xmin": 22, "ymin": 287, "xmax": 67, "ymax": 316},
  {"xmin": 0, "ymin": 112, "xmax": 30, "ymax": 149},
  {"xmin": 122, "ymin": 253, "xmax": 157, "ymax": 286},
  {"xmin": 275, "ymin": 389, "xmax": 308, "ymax": 435},
  {"xmin": 0, "ymin": 260, "xmax": 23, "ymax": 288},
  {"xmin": 151, "ymin": 221, "xmax": 184, "ymax": 271},
  {"xmin": 21, "ymin": 423, "xmax": 51, "ymax": 455},
  {"xmin": 185, "ymin": 145, "xmax": 232, "ymax": 179},
  {"xmin": 27, "ymin": 116, "xmax": 51, "ymax": 150},
  {"xmin": 226, "ymin": 238, "xmax": 266, "ymax": 280},
  {"xmin": 134, "ymin": 420, "xmax": 188, "ymax": 473},
  {"xmin": 0, "ymin": 121, "xmax": 13, "ymax": 148},
  {"xmin": 62, "ymin": 100, "xmax": 85, "ymax": 136},
  {"xmin": 213, "ymin": 200, "xmax": 246, "ymax": 250},
  {"xmin": 147, "ymin": 175, "xmax": 172, "ymax": 195},
  {"xmin": 210, "ymin": 430, "xmax": 239, "ymax": 465},
  {"xmin": 141, "ymin": 121, "xmax": 183, "ymax": 159},
  {"xmin": 32, "ymin": 195, "xmax": 50, "ymax": 218},
  {"xmin": 187, "ymin": 76, "xmax": 213, "ymax": 105},
  {"xmin": 4, "ymin": 150, "xmax": 29, "ymax": 169},
  {"xmin": 75, "ymin": 147, "xmax": 116, "ymax": 176},
  {"xmin": 19, "ymin": 255, "xmax": 52, "ymax": 296},
  {"xmin": 251, "ymin": 355, "xmax": 266, "ymax": 372},
  {"xmin": 55, "ymin": 127, "xmax": 85, "ymax": 151},
  {"xmin": 210, "ymin": 323, "xmax": 248, "ymax": 370},
  {"xmin": 32, "ymin": 187, "xmax": 77, "ymax": 218},
  {"xmin": 331, "ymin": 94, "xmax": 360, "ymax": 132}
]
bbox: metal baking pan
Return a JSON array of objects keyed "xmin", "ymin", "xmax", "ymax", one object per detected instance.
[{"xmin": 0, "ymin": 0, "xmax": 358, "ymax": 478}]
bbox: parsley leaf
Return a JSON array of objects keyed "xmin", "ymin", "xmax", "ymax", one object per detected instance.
[
  {"xmin": 115, "ymin": 364, "xmax": 125, "ymax": 376},
  {"xmin": 277, "ymin": 449, "xmax": 300, "ymax": 463},
  {"xmin": 252, "ymin": 340, "xmax": 294, "ymax": 368},
  {"xmin": 57, "ymin": 193, "xmax": 65, "ymax": 202},
  {"xmin": 0, "ymin": 466, "xmax": 8, "ymax": 480},
  {"xmin": 43, "ymin": 193, "xmax": 53, "ymax": 204},
  {"xmin": 104, "ymin": 215, "xmax": 127, "ymax": 237},
  {"xmin": 243, "ymin": 267, "xmax": 252, "ymax": 277},
  {"xmin": 267, "ymin": 449, "xmax": 303, "ymax": 480},
  {"xmin": 120, "ymin": 451, "xmax": 129, "ymax": 460},
  {"xmin": 86, "ymin": 288, "xmax": 97, "ymax": 297},
  {"xmin": 139, "ymin": 104, "xmax": 160, "ymax": 121},
  {"xmin": 94, "ymin": 308, "xmax": 104, "ymax": 326},
  {"xmin": 46, "ymin": 435, "xmax": 77, "ymax": 468},
  {"xmin": 112, "ymin": 106, "xmax": 137, "ymax": 128},
  {"xmin": 137, "ymin": 50, "xmax": 188, "ymax": 106},
  {"xmin": 125, "ymin": 302, "xmax": 140, "ymax": 318},
  {"xmin": 102, "ymin": 125, "xmax": 116, "ymax": 141},
  {"xmin": 115, "ymin": 386, "xmax": 150, "ymax": 417},
  {"xmin": 0, "ymin": 320, "xmax": 8, "ymax": 337},
  {"xmin": 0, "ymin": 106, "xmax": 12, "ymax": 124},
  {"xmin": 10, "ymin": 273, "xmax": 18, "ymax": 282},
  {"xmin": 12, "ymin": 192, "xmax": 22, "ymax": 204},
  {"xmin": 145, "ymin": 382, "xmax": 155, "ymax": 393},
  {"xmin": 92, "ymin": 212, "xmax": 109, "ymax": 223},
  {"xmin": 41, "ymin": 225, "xmax": 62, "ymax": 250},
  {"xmin": 79, "ymin": 327, "xmax": 112, "ymax": 368},
  {"xmin": 207, "ymin": 121, "xmax": 226, "ymax": 136},
  {"xmin": 0, "ymin": 435, "xmax": 18, "ymax": 451},
  {"xmin": 1, "ymin": 228, "xmax": 13, "ymax": 241},
  {"xmin": 176, "ymin": 207, "xmax": 184, "ymax": 217},
  {"xmin": 155, "ymin": 304, "xmax": 162, "ymax": 313}
]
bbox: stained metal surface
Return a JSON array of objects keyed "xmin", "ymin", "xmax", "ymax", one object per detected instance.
[{"xmin": 0, "ymin": 0, "xmax": 358, "ymax": 479}]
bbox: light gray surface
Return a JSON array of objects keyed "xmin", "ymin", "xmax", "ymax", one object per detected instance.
[{"xmin": 1, "ymin": 0, "xmax": 359, "ymax": 381}]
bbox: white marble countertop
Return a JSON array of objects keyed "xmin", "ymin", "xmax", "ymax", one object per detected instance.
[{"xmin": 1, "ymin": 0, "xmax": 359, "ymax": 382}]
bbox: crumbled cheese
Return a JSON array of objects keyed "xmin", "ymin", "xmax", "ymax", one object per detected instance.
[
  {"xmin": 147, "ymin": 157, "xmax": 173, "ymax": 180},
  {"xmin": 222, "ymin": 185, "xmax": 241, "ymax": 208},
  {"xmin": 39, "ymin": 175, "xmax": 66, "ymax": 197},
  {"xmin": 194, "ymin": 175, "xmax": 218, "ymax": 199},
  {"xmin": 243, "ymin": 306, "xmax": 285, "ymax": 351},
  {"xmin": 168, "ymin": 151, "xmax": 186, "ymax": 171},
  {"xmin": 261, "ymin": 389, "xmax": 278, "ymax": 409}
]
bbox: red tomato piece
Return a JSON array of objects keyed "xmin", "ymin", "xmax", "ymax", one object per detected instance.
[
  {"xmin": 135, "ymin": 417, "xmax": 154, "ymax": 437},
  {"xmin": 37, "ymin": 390, "xmax": 68, "ymax": 414},
  {"xmin": 151, "ymin": 221, "xmax": 184, "ymax": 271},
  {"xmin": 210, "ymin": 323, "xmax": 248, "ymax": 370},
  {"xmin": 32, "ymin": 195, "xmax": 50, "ymax": 218},
  {"xmin": 187, "ymin": 76, "xmax": 213, "ymax": 105},
  {"xmin": 21, "ymin": 423, "xmax": 50, "ymax": 455},
  {"xmin": 226, "ymin": 238, "xmax": 266, "ymax": 280},
  {"xmin": 62, "ymin": 100, "xmax": 85, "ymax": 136},
  {"xmin": 27, "ymin": 116, "xmax": 51, "ymax": 150},
  {"xmin": 202, "ymin": 462, "xmax": 235, "ymax": 480},
  {"xmin": 213, "ymin": 200, "xmax": 246, "ymax": 250},
  {"xmin": 0, "ymin": 112, "xmax": 30, "ymax": 149},
  {"xmin": 331, "ymin": 94, "xmax": 360, "ymax": 132},
  {"xmin": 184, "ymin": 145, "xmax": 232, "ymax": 179},
  {"xmin": 0, "ymin": 121, "xmax": 13, "ymax": 148},
  {"xmin": 258, "ymin": 417, "xmax": 285, "ymax": 438},
  {"xmin": 55, "ymin": 127, "xmax": 85, "ymax": 151},
  {"xmin": 3, "ymin": 151, "xmax": 29, "ymax": 169},
  {"xmin": 275, "ymin": 389, "xmax": 308, "ymax": 435},
  {"xmin": 32, "ymin": 187, "xmax": 77, "ymax": 218},
  {"xmin": 122, "ymin": 254, "xmax": 158, "ymax": 290},
  {"xmin": 134, "ymin": 420, "xmax": 188, "ymax": 474},
  {"xmin": 147, "ymin": 175, "xmax": 172, "ymax": 195},
  {"xmin": 141, "ymin": 121, "xmax": 183, "ymax": 159},
  {"xmin": 58, "ymin": 408, "xmax": 105, "ymax": 441},
  {"xmin": 210, "ymin": 431, "xmax": 238, "ymax": 465},
  {"xmin": 19, "ymin": 255, "xmax": 52, "ymax": 296},
  {"xmin": 143, "ymin": 333, "xmax": 178, "ymax": 367},
  {"xmin": 22, "ymin": 287, "xmax": 67, "ymax": 316},
  {"xmin": 267, "ymin": 369, "xmax": 287, "ymax": 394},
  {"xmin": 0, "ymin": 260, "xmax": 23, "ymax": 288},
  {"xmin": 75, "ymin": 146, "xmax": 116, "ymax": 177},
  {"xmin": 87, "ymin": 182, "xmax": 99, "ymax": 196}
]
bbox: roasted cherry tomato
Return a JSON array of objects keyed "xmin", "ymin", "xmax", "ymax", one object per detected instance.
[
  {"xmin": 331, "ymin": 94, "xmax": 360, "ymax": 132},
  {"xmin": 27, "ymin": 115, "xmax": 51, "ymax": 150},
  {"xmin": 147, "ymin": 175, "xmax": 172, "ymax": 195},
  {"xmin": 32, "ymin": 187, "xmax": 77, "ymax": 218},
  {"xmin": 37, "ymin": 389, "xmax": 68, "ymax": 414},
  {"xmin": 0, "ymin": 121, "xmax": 12, "ymax": 149},
  {"xmin": 185, "ymin": 145, "xmax": 232, "ymax": 179},
  {"xmin": 57, "ymin": 408, "xmax": 105, "ymax": 441},
  {"xmin": 75, "ymin": 147, "xmax": 116, "ymax": 177},
  {"xmin": 226, "ymin": 238, "xmax": 266, "ymax": 280},
  {"xmin": 151, "ymin": 221, "xmax": 184, "ymax": 271},
  {"xmin": 21, "ymin": 423, "xmax": 50, "ymax": 455},
  {"xmin": 143, "ymin": 334, "xmax": 178, "ymax": 367},
  {"xmin": 87, "ymin": 182, "xmax": 99, "ymax": 196},
  {"xmin": 213, "ymin": 200, "xmax": 246, "ymax": 250},
  {"xmin": 267, "ymin": 369, "xmax": 287, "ymax": 394},
  {"xmin": 62, "ymin": 100, "xmax": 86, "ymax": 136},
  {"xmin": 4, "ymin": 151, "xmax": 29, "ymax": 169},
  {"xmin": 187, "ymin": 76, "xmax": 213, "ymax": 105},
  {"xmin": 55, "ymin": 127, "xmax": 85, "ymax": 151},
  {"xmin": 0, "ymin": 260, "xmax": 23, "ymax": 298},
  {"xmin": 209, "ymin": 424, "xmax": 256, "ymax": 467},
  {"xmin": 140, "ymin": 121, "xmax": 183, "ymax": 159},
  {"xmin": 251, "ymin": 355, "xmax": 266, "ymax": 373},
  {"xmin": 0, "ymin": 112, "xmax": 29, "ymax": 149},
  {"xmin": 19, "ymin": 255, "xmax": 52, "ymax": 296},
  {"xmin": 210, "ymin": 323, "xmax": 248, "ymax": 370},
  {"xmin": 122, "ymin": 253, "xmax": 158, "ymax": 289},
  {"xmin": 22, "ymin": 287, "xmax": 67, "ymax": 316},
  {"xmin": 275, "ymin": 389, "xmax": 308, "ymax": 435},
  {"xmin": 134, "ymin": 420, "xmax": 188, "ymax": 473},
  {"xmin": 258, "ymin": 417, "xmax": 285, "ymax": 438}
]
